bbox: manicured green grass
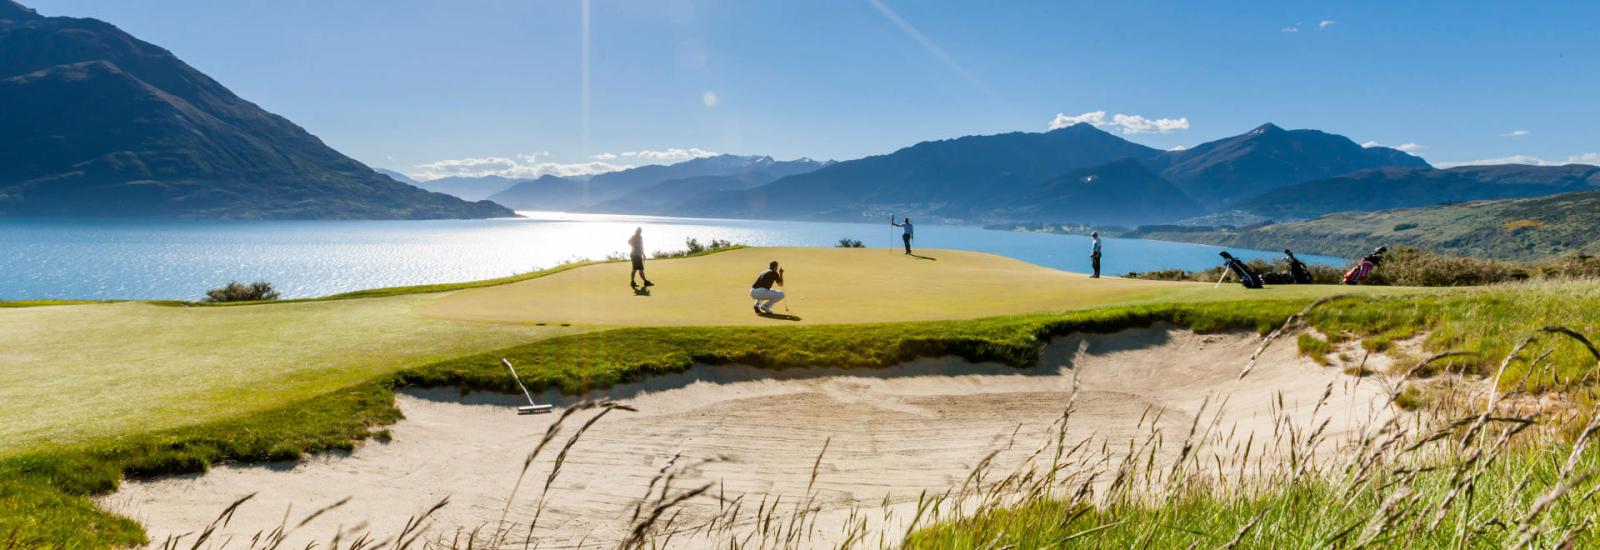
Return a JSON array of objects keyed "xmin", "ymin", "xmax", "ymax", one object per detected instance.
[{"xmin": 0, "ymin": 295, "xmax": 565, "ymax": 455}]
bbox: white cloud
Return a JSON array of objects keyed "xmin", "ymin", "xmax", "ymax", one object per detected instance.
[
  {"xmin": 1502, "ymin": 129, "xmax": 1531, "ymax": 137},
  {"xmin": 1319, "ymin": 20, "xmax": 1336, "ymax": 29},
  {"xmin": 702, "ymin": 91, "xmax": 719, "ymax": 107},
  {"xmin": 1570, "ymin": 152, "xmax": 1600, "ymax": 164},
  {"xmin": 1282, "ymin": 24, "xmax": 1300, "ymax": 33},
  {"xmin": 1361, "ymin": 141, "xmax": 1427, "ymax": 154},
  {"xmin": 1048, "ymin": 111, "xmax": 1107, "ymax": 129},
  {"xmin": 618, "ymin": 147, "xmax": 720, "ymax": 161},
  {"xmin": 1436, "ymin": 152, "xmax": 1600, "ymax": 168},
  {"xmin": 1048, "ymin": 110, "xmax": 1188, "ymax": 134},
  {"xmin": 1168, "ymin": 145, "xmax": 1189, "ymax": 152},
  {"xmin": 591, "ymin": 152, "xmax": 618, "ymax": 160},
  {"xmin": 412, "ymin": 156, "xmax": 629, "ymax": 181},
  {"xmin": 1111, "ymin": 114, "xmax": 1190, "ymax": 134}
]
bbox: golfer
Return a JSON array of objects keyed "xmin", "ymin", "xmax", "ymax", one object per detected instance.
[
  {"xmin": 750, "ymin": 260, "xmax": 785, "ymax": 314},
  {"xmin": 1089, "ymin": 231, "xmax": 1102, "ymax": 278},
  {"xmin": 628, "ymin": 227, "xmax": 653, "ymax": 289},
  {"xmin": 892, "ymin": 217, "xmax": 914, "ymax": 254}
]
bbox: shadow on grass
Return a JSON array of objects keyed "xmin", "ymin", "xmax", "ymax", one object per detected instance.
[
  {"xmin": 757, "ymin": 311, "xmax": 803, "ymax": 322},
  {"xmin": 908, "ymin": 253, "xmax": 937, "ymax": 261}
]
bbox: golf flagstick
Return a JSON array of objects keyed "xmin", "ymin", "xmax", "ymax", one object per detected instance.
[{"xmin": 502, "ymin": 358, "xmax": 552, "ymax": 415}]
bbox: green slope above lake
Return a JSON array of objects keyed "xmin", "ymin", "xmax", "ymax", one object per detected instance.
[{"xmin": 1138, "ymin": 188, "xmax": 1600, "ymax": 261}]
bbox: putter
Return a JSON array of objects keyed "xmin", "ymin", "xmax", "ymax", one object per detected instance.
[{"xmin": 502, "ymin": 358, "xmax": 552, "ymax": 415}]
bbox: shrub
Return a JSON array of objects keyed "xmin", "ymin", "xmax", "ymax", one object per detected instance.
[
  {"xmin": 1363, "ymin": 247, "xmax": 1527, "ymax": 287},
  {"xmin": 837, "ymin": 238, "xmax": 865, "ymax": 248},
  {"xmin": 203, "ymin": 281, "xmax": 280, "ymax": 303},
  {"xmin": 1392, "ymin": 222, "xmax": 1418, "ymax": 231},
  {"xmin": 652, "ymin": 237, "xmax": 739, "ymax": 259}
]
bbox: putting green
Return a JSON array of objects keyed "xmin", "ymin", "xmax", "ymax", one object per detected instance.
[{"xmin": 420, "ymin": 247, "xmax": 1214, "ymax": 326}]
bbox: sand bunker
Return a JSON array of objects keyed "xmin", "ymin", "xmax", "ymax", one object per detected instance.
[{"xmin": 103, "ymin": 326, "xmax": 1392, "ymax": 548}]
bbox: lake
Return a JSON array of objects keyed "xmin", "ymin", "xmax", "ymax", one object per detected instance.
[{"xmin": 0, "ymin": 213, "xmax": 1346, "ymax": 300}]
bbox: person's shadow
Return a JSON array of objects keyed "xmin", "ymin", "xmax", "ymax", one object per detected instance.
[
  {"xmin": 633, "ymin": 287, "xmax": 651, "ymax": 296},
  {"xmin": 757, "ymin": 311, "xmax": 802, "ymax": 321},
  {"xmin": 907, "ymin": 253, "xmax": 937, "ymax": 261}
]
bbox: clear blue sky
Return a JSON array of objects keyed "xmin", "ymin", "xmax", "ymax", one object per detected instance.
[{"xmin": 26, "ymin": 0, "xmax": 1600, "ymax": 179}]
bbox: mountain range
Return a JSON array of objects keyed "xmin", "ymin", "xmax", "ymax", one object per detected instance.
[
  {"xmin": 671, "ymin": 122, "xmax": 1431, "ymax": 224},
  {"xmin": 0, "ymin": 1, "xmax": 510, "ymax": 219}
]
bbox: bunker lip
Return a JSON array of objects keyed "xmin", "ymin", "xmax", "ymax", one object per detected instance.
[
  {"xmin": 414, "ymin": 247, "xmax": 1195, "ymax": 326},
  {"xmin": 102, "ymin": 325, "xmax": 1392, "ymax": 548}
]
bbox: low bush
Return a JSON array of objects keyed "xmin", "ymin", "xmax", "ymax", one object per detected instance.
[
  {"xmin": 202, "ymin": 281, "xmax": 280, "ymax": 302},
  {"xmin": 652, "ymin": 237, "xmax": 738, "ymax": 259},
  {"xmin": 836, "ymin": 238, "xmax": 865, "ymax": 248}
]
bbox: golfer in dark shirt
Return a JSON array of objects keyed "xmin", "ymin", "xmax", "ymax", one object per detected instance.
[
  {"xmin": 1089, "ymin": 231, "xmax": 1102, "ymax": 278},
  {"xmin": 750, "ymin": 260, "xmax": 785, "ymax": 314},
  {"xmin": 628, "ymin": 227, "xmax": 653, "ymax": 289}
]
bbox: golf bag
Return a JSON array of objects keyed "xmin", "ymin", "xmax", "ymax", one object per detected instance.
[
  {"xmin": 1342, "ymin": 247, "xmax": 1388, "ymax": 285},
  {"xmin": 1219, "ymin": 251, "xmax": 1264, "ymax": 289},
  {"xmin": 1286, "ymin": 250, "xmax": 1313, "ymax": 284}
]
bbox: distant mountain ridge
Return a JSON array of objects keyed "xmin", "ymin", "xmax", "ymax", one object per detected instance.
[
  {"xmin": 406, "ymin": 174, "xmax": 526, "ymax": 202},
  {"xmin": 0, "ymin": 1, "xmax": 510, "ymax": 219},
  {"xmin": 670, "ymin": 122, "xmax": 1431, "ymax": 224},
  {"xmin": 1149, "ymin": 123, "xmax": 1431, "ymax": 206},
  {"xmin": 1237, "ymin": 164, "xmax": 1600, "ymax": 219},
  {"xmin": 487, "ymin": 155, "xmax": 823, "ymax": 212},
  {"xmin": 679, "ymin": 123, "xmax": 1163, "ymax": 220},
  {"xmin": 977, "ymin": 158, "xmax": 1204, "ymax": 226}
]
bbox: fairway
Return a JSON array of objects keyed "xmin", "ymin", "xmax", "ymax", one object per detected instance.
[
  {"xmin": 0, "ymin": 295, "xmax": 565, "ymax": 455},
  {"xmin": 420, "ymin": 247, "xmax": 1205, "ymax": 325}
]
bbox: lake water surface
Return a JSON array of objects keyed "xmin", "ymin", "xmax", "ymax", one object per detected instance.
[{"xmin": 0, "ymin": 213, "xmax": 1345, "ymax": 300}]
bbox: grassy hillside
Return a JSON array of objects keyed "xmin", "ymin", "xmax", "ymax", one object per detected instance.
[{"xmin": 1139, "ymin": 188, "xmax": 1600, "ymax": 261}]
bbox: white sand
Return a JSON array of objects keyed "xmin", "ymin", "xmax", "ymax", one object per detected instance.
[{"xmin": 102, "ymin": 326, "xmax": 1391, "ymax": 548}]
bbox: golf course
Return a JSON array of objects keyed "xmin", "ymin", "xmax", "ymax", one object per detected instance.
[{"xmin": 5, "ymin": 247, "xmax": 1600, "ymax": 548}]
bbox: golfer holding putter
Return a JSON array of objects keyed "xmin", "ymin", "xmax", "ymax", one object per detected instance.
[{"xmin": 750, "ymin": 260, "xmax": 785, "ymax": 314}]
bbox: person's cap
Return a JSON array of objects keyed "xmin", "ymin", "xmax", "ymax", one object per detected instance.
[
  {"xmin": 1090, "ymin": 231, "xmax": 1098, "ymax": 236},
  {"xmin": 769, "ymin": 260, "xmax": 779, "ymax": 268}
]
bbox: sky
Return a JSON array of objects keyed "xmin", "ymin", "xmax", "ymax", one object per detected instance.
[{"xmin": 25, "ymin": 0, "xmax": 1600, "ymax": 180}]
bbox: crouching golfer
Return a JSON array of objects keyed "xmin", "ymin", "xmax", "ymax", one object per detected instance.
[{"xmin": 750, "ymin": 260, "xmax": 785, "ymax": 314}]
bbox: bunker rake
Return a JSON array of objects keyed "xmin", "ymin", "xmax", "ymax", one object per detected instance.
[{"xmin": 502, "ymin": 358, "xmax": 553, "ymax": 415}]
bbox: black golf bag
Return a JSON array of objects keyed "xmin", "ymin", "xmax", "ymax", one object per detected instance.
[
  {"xmin": 1219, "ymin": 251, "xmax": 1264, "ymax": 289},
  {"xmin": 1260, "ymin": 249, "xmax": 1313, "ymax": 285}
]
